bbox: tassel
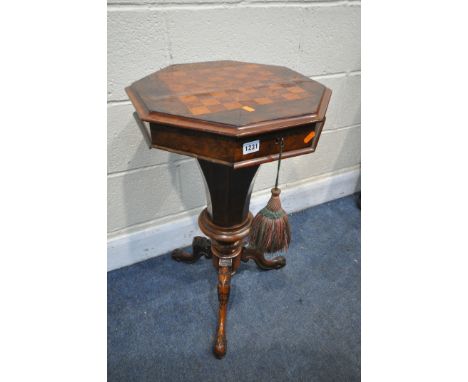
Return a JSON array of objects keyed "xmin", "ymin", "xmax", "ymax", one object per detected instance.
[{"xmin": 249, "ymin": 138, "xmax": 291, "ymax": 253}]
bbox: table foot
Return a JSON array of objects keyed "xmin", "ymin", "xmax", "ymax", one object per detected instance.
[
  {"xmin": 171, "ymin": 236, "xmax": 212, "ymax": 263},
  {"xmin": 241, "ymin": 247, "xmax": 286, "ymax": 270},
  {"xmin": 214, "ymin": 265, "xmax": 231, "ymax": 359}
]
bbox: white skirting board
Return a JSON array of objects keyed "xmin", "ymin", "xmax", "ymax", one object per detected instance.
[{"xmin": 107, "ymin": 166, "xmax": 361, "ymax": 271}]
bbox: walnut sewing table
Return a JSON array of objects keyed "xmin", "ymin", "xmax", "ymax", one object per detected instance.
[{"xmin": 126, "ymin": 61, "xmax": 331, "ymax": 358}]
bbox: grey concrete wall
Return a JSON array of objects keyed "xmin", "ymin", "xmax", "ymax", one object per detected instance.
[{"xmin": 107, "ymin": 0, "xmax": 361, "ymax": 237}]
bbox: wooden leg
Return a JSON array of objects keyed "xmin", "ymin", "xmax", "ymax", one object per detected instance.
[
  {"xmin": 213, "ymin": 265, "xmax": 231, "ymax": 359},
  {"xmin": 241, "ymin": 246, "xmax": 286, "ymax": 270},
  {"xmin": 171, "ymin": 236, "xmax": 212, "ymax": 263}
]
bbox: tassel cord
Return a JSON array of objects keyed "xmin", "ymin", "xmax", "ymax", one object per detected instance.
[
  {"xmin": 249, "ymin": 136, "xmax": 291, "ymax": 253},
  {"xmin": 274, "ymin": 138, "xmax": 284, "ymax": 189}
]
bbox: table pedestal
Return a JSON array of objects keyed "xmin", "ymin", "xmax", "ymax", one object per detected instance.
[{"xmin": 171, "ymin": 159, "xmax": 286, "ymax": 358}]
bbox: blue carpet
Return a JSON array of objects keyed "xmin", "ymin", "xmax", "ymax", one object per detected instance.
[{"xmin": 108, "ymin": 194, "xmax": 361, "ymax": 381}]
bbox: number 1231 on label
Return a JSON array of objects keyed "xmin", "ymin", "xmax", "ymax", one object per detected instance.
[{"xmin": 242, "ymin": 140, "xmax": 260, "ymax": 155}]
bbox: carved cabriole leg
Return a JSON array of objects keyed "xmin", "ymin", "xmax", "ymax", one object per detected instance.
[
  {"xmin": 199, "ymin": 211, "xmax": 251, "ymax": 358},
  {"xmin": 241, "ymin": 246, "xmax": 286, "ymax": 270},
  {"xmin": 171, "ymin": 236, "xmax": 212, "ymax": 263},
  {"xmin": 214, "ymin": 265, "xmax": 231, "ymax": 358}
]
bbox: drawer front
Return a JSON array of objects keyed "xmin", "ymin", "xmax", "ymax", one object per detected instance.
[{"xmin": 150, "ymin": 120, "xmax": 325, "ymax": 168}]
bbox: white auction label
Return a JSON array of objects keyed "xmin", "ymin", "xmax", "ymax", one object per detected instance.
[
  {"xmin": 219, "ymin": 258, "xmax": 232, "ymax": 267},
  {"xmin": 242, "ymin": 140, "xmax": 260, "ymax": 155}
]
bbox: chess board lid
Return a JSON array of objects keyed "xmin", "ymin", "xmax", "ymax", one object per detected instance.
[{"xmin": 126, "ymin": 61, "xmax": 331, "ymax": 137}]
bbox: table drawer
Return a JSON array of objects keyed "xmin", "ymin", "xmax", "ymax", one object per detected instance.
[{"xmin": 150, "ymin": 119, "xmax": 325, "ymax": 168}]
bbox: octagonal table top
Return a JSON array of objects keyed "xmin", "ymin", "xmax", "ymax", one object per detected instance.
[{"xmin": 126, "ymin": 61, "xmax": 331, "ymax": 137}]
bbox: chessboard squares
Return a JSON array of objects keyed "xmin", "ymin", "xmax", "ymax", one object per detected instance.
[
  {"xmin": 288, "ymin": 86, "xmax": 306, "ymax": 94},
  {"xmin": 189, "ymin": 106, "xmax": 211, "ymax": 115},
  {"xmin": 266, "ymin": 88, "xmax": 287, "ymax": 98},
  {"xmin": 206, "ymin": 103, "xmax": 226, "ymax": 114},
  {"xmin": 201, "ymin": 98, "xmax": 221, "ymax": 106},
  {"xmin": 197, "ymin": 93, "xmax": 214, "ymax": 101},
  {"xmin": 282, "ymin": 92, "xmax": 301, "ymax": 101},
  {"xmin": 224, "ymin": 101, "xmax": 243, "ymax": 110},
  {"xmin": 179, "ymin": 95, "xmax": 198, "ymax": 103},
  {"xmin": 254, "ymin": 97, "xmax": 274, "ymax": 105}
]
